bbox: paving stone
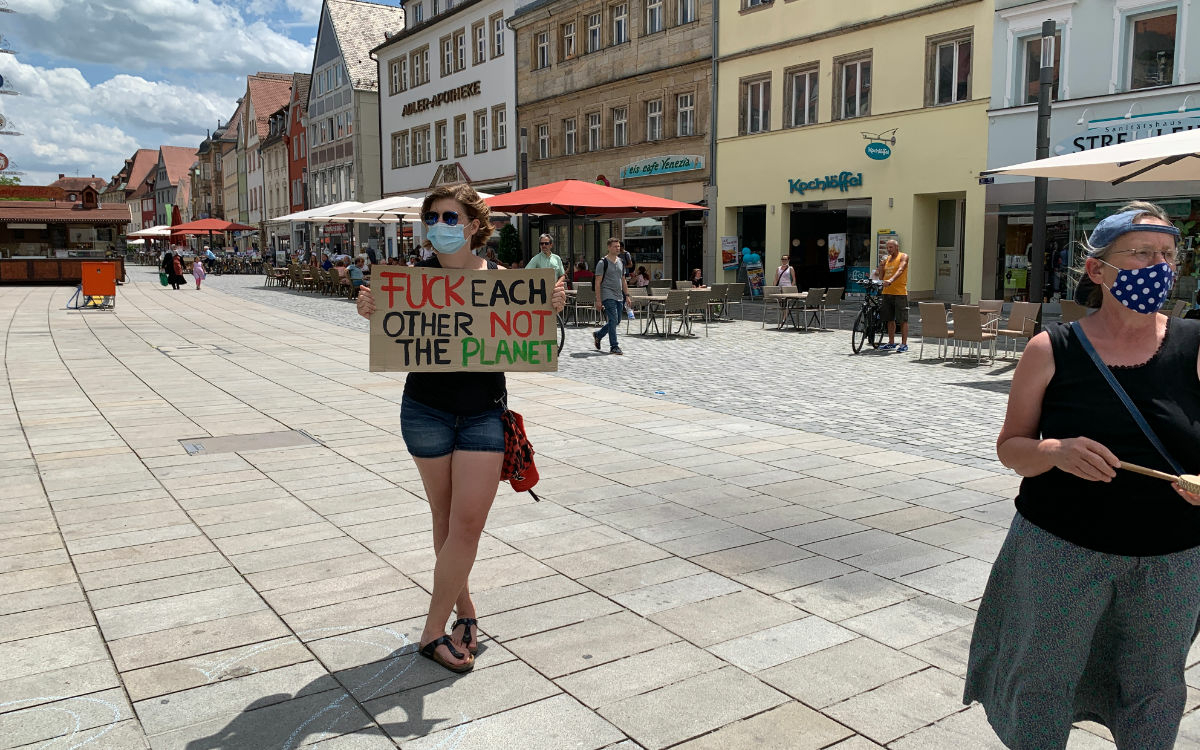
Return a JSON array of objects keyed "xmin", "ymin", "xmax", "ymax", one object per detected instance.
[
  {"xmin": 580, "ymin": 557, "xmax": 706, "ymax": 596},
  {"xmin": 903, "ymin": 625, "xmax": 975, "ymax": 677},
  {"xmin": 0, "ymin": 601, "xmax": 95, "ymax": 643},
  {"xmin": 759, "ymin": 636, "xmax": 926, "ymax": 708},
  {"xmin": 402, "ymin": 693, "xmax": 625, "ymax": 750},
  {"xmin": 612, "ymin": 572, "xmax": 744, "ymax": 615},
  {"xmin": 555, "ymin": 641, "xmax": 725, "ymax": 709},
  {"xmin": 898, "ymin": 557, "xmax": 994, "ymax": 603},
  {"xmin": 842, "ymin": 596, "xmax": 977, "ymax": 650},
  {"xmin": 507, "ymin": 611, "xmax": 676, "ymax": 678},
  {"xmin": 650, "ymin": 589, "xmax": 805, "ymax": 647},
  {"xmin": 0, "ymin": 582, "xmax": 85, "ymax": 616},
  {"xmin": 732, "ymin": 555, "xmax": 856, "ymax": 595},
  {"xmin": 543, "ymin": 540, "xmax": 671, "ymax": 579},
  {"xmin": 122, "ymin": 636, "xmax": 314, "ymax": 702},
  {"xmin": 87, "ymin": 567, "xmax": 246, "ymax": 610},
  {"xmin": 0, "ymin": 688, "xmax": 136, "ymax": 748},
  {"xmin": 824, "ymin": 668, "xmax": 968, "ymax": 744},
  {"xmin": 707, "ymin": 615, "xmax": 857, "ymax": 672},
  {"xmin": 108, "ymin": 610, "xmax": 291, "ymax": 672},
  {"xmin": 672, "ymin": 701, "xmax": 854, "ymax": 750},
  {"xmin": 777, "ymin": 570, "xmax": 923, "ymax": 621},
  {"xmin": 95, "ymin": 584, "xmax": 267, "ymax": 640},
  {"xmin": 484, "ymin": 591, "xmax": 623, "ymax": 640},
  {"xmin": 598, "ymin": 666, "xmax": 788, "ymax": 750}
]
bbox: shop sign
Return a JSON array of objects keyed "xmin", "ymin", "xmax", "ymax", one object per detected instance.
[
  {"xmin": 788, "ymin": 171, "xmax": 863, "ymax": 195},
  {"xmin": 620, "ymin": 155, "xmax": 703, "ymax": 179},
  {"xmin": 1055, "ymin": 111, "xmax": 1200, "ymax": 154},
  {"xmin": 847, "ymin": 265, "xmax": 871, "ymax": 294},
  {"xmin": 720, "ymin": 236, "xmax": 739, "ymax": 270},
  {"xmin": 321, "ymin": 223, "xmax": 348, "ymax": 233},
  {"xmin": 865, "ymin": 142, "xmax": 891, "ymax": 160},
  {"xmin": 401, "ymin": 81, "xmax": 482, "ymax": 116}
]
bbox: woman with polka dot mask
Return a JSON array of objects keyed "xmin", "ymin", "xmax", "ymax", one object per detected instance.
[{"xmin": 965, "ymin": 201, "xmax": 1200, "ymax": 749}]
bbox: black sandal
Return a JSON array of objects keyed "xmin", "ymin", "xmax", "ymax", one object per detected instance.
[
  {"xmin": 452, "ymin": 617, "xmax": 479, "ymax": 655},
  {"xmin": 419, "ymin": 635, "xmax": 474, "ymax": 673}
]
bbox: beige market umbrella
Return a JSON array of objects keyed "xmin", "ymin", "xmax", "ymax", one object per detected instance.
[{"xmin": 982, "ymin": 127, "xmax": 1200, "ymax": 185}]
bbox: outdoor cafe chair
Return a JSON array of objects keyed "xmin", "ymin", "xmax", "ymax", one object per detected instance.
[
  {"xmin": 661, "ymin": 290, "xmax": 692, "ymax": 337},
  {"xmin": 1059, "ymin": 299, "xmax": 1088, "ymax": 323},
  {"xmin": 822, "ymin": 287, "xmax": 845, "ymax": 329},
  {"xmin": 626, "ymin": 287, "xmax": 648, "ymax": 333},
  {"xmin": 760, "ymin": 286, "xmax": 785, "ymax": 328},
  {"xmin": 918, "ymin": 302, "xmax": 954, "ymax": 360},
  {"xmin": 705, "ymin": 284, "xmax": 729, "ymax": 324},
  {"xmin": 722, "ymin": 283, "xmax": 745, "ymax": 320},
  {"xmin": 572, "ymin": 286, "xmax": 597, "ymax": 326},
  {"xmin": 650, "ymin": 279, "xmax": 672, "ymax": 290},
  {"xmin": 950, "ymin": 304, "xmax": 998, "ymax": 363},
  {"xmin": 996, "ymin": 301, "xmax": 1041, "ymax": 359},
  {"xmin": 800, "ymin": 287, "xmax": 827, "ymax": 330}
]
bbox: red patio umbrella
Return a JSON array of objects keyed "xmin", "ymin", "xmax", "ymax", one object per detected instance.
[
  {"xmin": 484, "ymin": 179, "xmax": 704, "ymax": 267},
  {"xmin": 170, "ymin": 218, "xmax": 257, "ymax": 255}
]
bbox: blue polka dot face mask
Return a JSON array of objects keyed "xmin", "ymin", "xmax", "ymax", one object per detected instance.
[{"xmin": 1098, "ymin": 259, "xmax": 1175, "ymax": 314}]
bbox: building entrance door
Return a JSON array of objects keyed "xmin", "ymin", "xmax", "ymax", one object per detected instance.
[
  {"xmin": 934, "ymin": 198, "xmax": 964, "ymax": 300},
  {"xmin": 678, "ymin": 219, "xmax": 704, "ymax": 280}
]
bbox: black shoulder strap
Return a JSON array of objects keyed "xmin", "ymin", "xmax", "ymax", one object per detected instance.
[{"xmin": 599, "ymin": 257, "xmax": 608, "ymax": 284}]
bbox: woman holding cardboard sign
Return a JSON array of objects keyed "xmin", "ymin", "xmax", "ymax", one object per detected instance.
[{"xmin": 357, "ymin": 183, "xmax": 566, "ymax": 674}]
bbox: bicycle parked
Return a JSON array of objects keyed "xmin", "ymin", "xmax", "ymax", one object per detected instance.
[{"xmin": 851, "ymin": 279, "xmax": 885, "ymax": 354}]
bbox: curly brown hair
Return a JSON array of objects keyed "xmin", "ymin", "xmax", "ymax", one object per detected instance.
[{"xmin": 421, "ymin": 183, "xmax": 493, "ymax": 249}]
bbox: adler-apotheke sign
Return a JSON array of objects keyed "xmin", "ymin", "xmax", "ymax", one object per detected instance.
[{"xmin": 402, "ymin": 81, "xmax": 482, "ymax": 116}]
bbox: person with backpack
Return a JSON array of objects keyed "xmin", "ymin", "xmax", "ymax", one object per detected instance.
[{"xmin": 593, "ymin": 237, "xmax": 632, "ymax": 355}]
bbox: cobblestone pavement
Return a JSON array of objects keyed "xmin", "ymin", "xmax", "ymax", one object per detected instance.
[{"xmin": 2, "ymin": 271, "xmax": 1193, "ymax": 750}]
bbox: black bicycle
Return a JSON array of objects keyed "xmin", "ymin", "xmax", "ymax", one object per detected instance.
[{"xmin": 851, "ymin": 279, "xmax": 885, "ymax": 353}]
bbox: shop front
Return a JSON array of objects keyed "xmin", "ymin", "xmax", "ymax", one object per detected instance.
[{"xmin": 985, "ymin": 94, "xmax": 1200, "ymax": 303}]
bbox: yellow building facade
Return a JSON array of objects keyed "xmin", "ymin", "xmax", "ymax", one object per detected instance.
[{"xmin": 716, "ymin": 0, "xmax": 993, "ymax": 302}]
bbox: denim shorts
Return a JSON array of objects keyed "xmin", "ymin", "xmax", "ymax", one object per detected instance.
[{"xmin": 400, "ymin": 395, "xmax": 505, "ymax": 458}]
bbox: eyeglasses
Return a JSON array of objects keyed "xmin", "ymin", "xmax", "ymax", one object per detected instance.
[
  {"xmin": 1111, "ymin": 248, "xmax": 1178, "ymax": 265},
  {"xmin": 539, "ymin": 241, "xmax": 551, "ymax": 246},
  {"xmin": 423, "ymin": 210, "xmax": 462, "ymax": 226}
]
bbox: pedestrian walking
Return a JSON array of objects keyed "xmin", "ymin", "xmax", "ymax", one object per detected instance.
[
  {"xmin": 593, "ymin": 237, "xmax": 632, "ymax": 355},
  {"xmin": 355, "ymin": 183, "xmax": 566, "ymax": 675},
  {"xmin": 877, "ymin": 239, "xmax": 909, "ymax": 352},
  {"xmin": 525, "ymin": 234, "xmax": 565, "ymax": 280},
  {"xmin": 964, "ymin": 201, "xmax": 1200, "ymax": 750},
  {"xmin": 192, "ymin": 257, "xmax": 206, "ymax": 290},
  {"xmin": 164, "ymin": 251, "xmax": 185, "ymax": 290}
]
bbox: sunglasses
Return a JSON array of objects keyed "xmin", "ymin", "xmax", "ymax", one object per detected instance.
[
  {"xmin": 423, "ymin": 210, "xmax": 464, "ymax": 227},
  {"xmin": 539, "ymin": 241, "xmax": 551, "ymax": 246}
]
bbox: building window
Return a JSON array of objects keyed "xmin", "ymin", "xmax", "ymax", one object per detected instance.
[
  {"xmin": 535, "ymin": 32, "xmax": 549, "ymax": 69},
  {"xmin": 588, "ymin": 112, "xmax": 602, "ymax": 150},
  {"xmin": 436, "ymin": 120, "xmax": 448, "ymax": 160},
  {"xmin": 455, "ymin": 30, "xmax": 466, "ymax": 70},
  {"xmin": 561, "ymin": 21, "xmax": 576, "ymax": 59},
  {"xmin": 415, "ymin": 126, "xmax": 431, "ymax": 163},
  {"xmin": 537, "ymin": 123, "xmax": 549, "ymax": 158},
  {"xmin": 400, "ymin": 58, "xmax": 408, "ymax": 90},
  {"xmin": 743, "ymin": 0, "xmax": 770, "ymax": 7},
  {"xmin": 412, "ymin": 47, "xmax": 429, "ymax": 86},
  {"xmin": 587, "ymin": 13, "xmax": 602, "ymax": 52},
  {"xmin": 613, "ymin": 106, "xmax": 627, "ymax": 146},
  {"xmin": 928, "ymin": 32, "xmax": 972, "ymax": 105},
  {"xmin": 475, "ymin": 110, "xmax": 488, "ymax": 153},
  {"xmin": 392, "ymin": 131, "xmax": 410, "ymax": 168},
  {"xmin": 442, "ymin": 36, "xmax": 454, "ymax": 76},
  {"xmin": 491, "ymin": 13, "xmax": 505, "ymax": 57},
  {"xmin": 411, "ymin": 1, "xmax": 423, "ymax": 23},
  {"xmin": 740, "ymin": 75, "xmax": 770, "ymax": 133},
  {"xmin": 492, "ymin": 105, "xmax": 507, "ymax": 149},
  {"xmin": 612, "ymin": 3, "xmax": 628, "ymax": 44},
  {"xmin": 454, "ymin": 115, "xmax": 467, "ymax": 157},
  {"xmin": 677, "ymin": 0, "xmax": 695, "ymax": 24},
  {"xmin": 337, "ymin": 113, "xmax": 345, "ymax": 138},
  {"xmin": 1129, "ymin": 10, "xmax": 1176, "ymax": 89},
  {"xmin": 646, "ymin": 0, "xmax": 663, "ymax": 34},
  {"xmin": 835, "ymin": 54, "xmax": 870, "ymax": 120},
  {"xmin": 646, "ymin": 99, "xmax": 663, "ymax": 141},
  {"xmin": 564, "ymin": 118, "xmax": 577, "ymax": 155},
  {"xmin": 676, "ymin": 92, "xmax": 694, "ymax": 136},
  {"xmin": 474, "ymin": 22, "xmax": 486, "ymax": 64},
  {"xmin": 785, "ymin": 66, "xmax": 818, "ymax": 127},
  {"xmin": 1020, "ymin": 31, "xmax": 1060, "ymax": 104},
  {"xmin": 389, "ymin": 60, "xmax": 401, "ymax": 94}
]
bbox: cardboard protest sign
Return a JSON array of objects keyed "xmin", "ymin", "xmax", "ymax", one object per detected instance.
[{"xmin": 369, "ymin": 266, "xmax": 558, "ymax": 372}]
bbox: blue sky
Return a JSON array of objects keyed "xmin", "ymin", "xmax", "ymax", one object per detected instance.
[{"xmin": 1, "ymin": 0, "xmax": 325, "ymax": 186}]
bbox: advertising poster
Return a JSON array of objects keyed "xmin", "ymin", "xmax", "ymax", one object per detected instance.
[
  {"xmin": 721, "ymin": 236, "xmax": 739, "ymax": 270},
  {"xmin": 746, "ymin": 264, "xmax": 765, "ymax": 297},
  {"xmin": 847, "ymin": 266, "xmax": 871, "ymax": 294},
  {"xmin": 876, "ymin": 230, "xmax": 899, "ymax": 263},
  {"xmin": 827, "ymin": 233, "xmax": 847, "ymax": 271},
  {"xmin": 370, "ymin": 266, "xmax": 558, "ymax": 373}
]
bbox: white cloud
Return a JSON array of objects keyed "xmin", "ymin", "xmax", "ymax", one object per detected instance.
[{"xmin": 9, "ymin": 0, "xmax": 314, "ymax": 77}]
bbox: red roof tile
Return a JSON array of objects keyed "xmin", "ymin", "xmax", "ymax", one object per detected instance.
[
  {"xmin": 126, "ymin": 149, "xmax": 159, "ymax": 191},
  {"xmin": 247, "ymin": 73, "xmax": 293, "ymax": 141},
  {"xmin": 159, "ymin": 145, "xmax": 196, "ymax": 185},
  {"xmin": 49, "ymin": 176, "xmax": 107, "ymax": 192}
]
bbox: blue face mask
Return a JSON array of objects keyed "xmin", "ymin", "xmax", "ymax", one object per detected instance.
[
  {"xmin": 426, "ymin": 222, "xmax": 467, "ymax": 254},
  {"xmin": 1100, "ymin": 260, "xmax": 1175, "ymax": 314}
]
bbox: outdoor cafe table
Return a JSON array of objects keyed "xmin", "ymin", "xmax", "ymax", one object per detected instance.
[
  {"xmin": 766, "ymin": 291, "xmax": 808, "ymax": 329},
  {"xmin": 633, "ymin": 294, "xmax": 669, "ymax": 335}
]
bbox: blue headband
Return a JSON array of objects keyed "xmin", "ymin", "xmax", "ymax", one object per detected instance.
[{"xmin": 1088, "ymin": 210, "xmax": 1180, "ymax": 255}]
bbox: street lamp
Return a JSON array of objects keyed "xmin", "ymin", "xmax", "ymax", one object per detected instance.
[
  {"xmin": 519, "ymin": 126, "xmax": 529, "ymax": 258},
  {"xmin": 1029, "ymin": 19, "xmax": 1055, "ymax": 304}
]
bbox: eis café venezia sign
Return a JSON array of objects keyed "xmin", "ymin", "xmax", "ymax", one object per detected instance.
[
  {"xmin": 402, "ymin": 81, "xmax": 482, "ymax": 116},
  {"xmin": 788, "ymin": 171, "xmax": 863, "ymax": 195}
]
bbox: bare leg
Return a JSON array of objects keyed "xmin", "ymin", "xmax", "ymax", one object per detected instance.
[
  {"xmin": 417, "ymin": 451, "xmax": 501, "ymax": 664},
  {"xmin": 900, "ymin": 321, "xmax": 909, "ymax": 345},
  {"xmin": 412, "ymin": 454, "xmax": 473, "ymax": 669},
  {"xmin": 887, "ymin": 320, "xmax": 896, "ymax": 345}
]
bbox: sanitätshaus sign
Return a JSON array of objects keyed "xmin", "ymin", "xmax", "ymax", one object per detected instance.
[
  {"xmin": 1055, "ymin": 111, "xmax": 1200, "ymax": 154},
  {"xmin": 788, "ymin": 172, "xmax": 863, "ymax": 195},
  {"xmin": 620, "ymin": 155, "xmax": 704, "ymax": 179},
  {"xmin": 402, "ymin": 81, "xmax": 482, "ymax": 116}
]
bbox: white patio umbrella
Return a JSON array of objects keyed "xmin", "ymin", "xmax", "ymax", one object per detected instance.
[
  {"xmin": 127, "ymin": 225, "xmax": 172, "ymax": 238},
  {"xmin": 982, "ymin": 127, "xmax": 1200, "ymax": 185}
]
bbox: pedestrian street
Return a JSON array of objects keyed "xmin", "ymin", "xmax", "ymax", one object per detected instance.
[{"xmin": 3, "ymin": 272, "xmax": 1197, "ymax": 749}]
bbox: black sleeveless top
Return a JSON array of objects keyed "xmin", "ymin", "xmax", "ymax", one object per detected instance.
[
  {"xmin": 1016, "ymin": 319, "xmax": 1200, "ymax": 555},
  {"xmin": 403, "ymin": 256, "xmax": 506, "ymax": 416}
]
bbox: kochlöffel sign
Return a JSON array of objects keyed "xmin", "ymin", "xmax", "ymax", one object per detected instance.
[
  {"xmin": 787, "ymin": 172, "xmax": 863, "ymax": 195},
  {"xmin": 865, "ymin": 142, "xmax": 891, "ymax": 160}
]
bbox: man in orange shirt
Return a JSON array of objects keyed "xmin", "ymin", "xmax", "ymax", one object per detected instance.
[{"xmin": 878, "ymin": 238, "xmax": 909, "ymax": 352}]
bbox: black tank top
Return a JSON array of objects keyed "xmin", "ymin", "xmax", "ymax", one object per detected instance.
[
  {"xmin": 1016, "ymin": 319, "xmax": 1200, "ymax": 555},
  {"xmin": 403, "ymin": 257, "xmax": 506, "ymax": 416}
]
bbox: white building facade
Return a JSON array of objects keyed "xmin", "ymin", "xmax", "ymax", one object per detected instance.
[
  {"xmin": 375, "ymin": 0, "xmax": 518, "ymax": 200},
  {"xmin": 985, "ymin": 0, "xmax": 1200, "ymax": 302}
]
